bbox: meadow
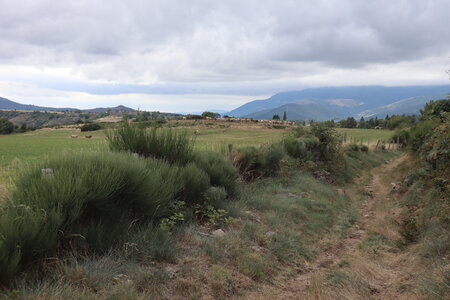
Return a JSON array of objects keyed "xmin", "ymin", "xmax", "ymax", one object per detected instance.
[{"xmin": 0, "ymin": 124, "xmax": 394, "ymax": 167}]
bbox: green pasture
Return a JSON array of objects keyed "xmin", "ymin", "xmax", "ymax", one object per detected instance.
[
  {"xmin": 0, "ymin": 127, "xmax": 285, "ymax": 168},
  {"xmin": 335, "ymin": 128, "xmax": 394, "ymax": 144}
]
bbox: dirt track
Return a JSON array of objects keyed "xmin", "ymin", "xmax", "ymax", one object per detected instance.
[{"xmin": 248, "ymin": 155, "xmax": 412, "ymax": 299}]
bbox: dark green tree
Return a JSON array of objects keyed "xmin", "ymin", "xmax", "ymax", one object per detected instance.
[
  {"xmin": 0, "ymin": 118, "xmax": 14, "ymax": 134},
  {"xmin": 283, "ymin": 111, "xmax": 287, "ymax": 121},
  {"xmin": 202, "ymin": 111, "xmax": 220, "ymax": 119},
  {"xmin": 272, "ymin": 114, "xmax": 280, "ymax": 120}
]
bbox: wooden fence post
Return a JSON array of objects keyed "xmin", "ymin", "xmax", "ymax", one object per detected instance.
[
  {"xmin": 360, "ymin": 137, "xmax": 363, "ymax": 145},
  {"xmin": 375, "ymin": 139, "xmax": 380, "ymax": 150},
  {"xmin": 397, "ymin": 136, "xmax": 400, "ymax": 150},
  {"xmin": 228, "ymin": 144, "xmax": 233, "ymax": 161},
  {"xmin": 281, "ymin": 138, "xmax": 286, "ymax": 154},
  {"xmin": 343, "ymin": 132, "xmax": 347, "ymax": 144}
]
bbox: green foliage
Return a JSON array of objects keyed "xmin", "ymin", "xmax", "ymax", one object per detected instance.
[
  {"xmin": 391, "ymin": 130, "xmax": 409, "ymax": 148},
  {"xmin": 192, "ymin": 151, "xmax": 238, "ymax": 197},
  {"xmin": 123, "ymin": 224, "xmax": 176, "ymax": 263},
  {"xmin": 201, "ymin": 111, "xmax": 220, "ymax": 119},
  {"xmin": 106, "ymin": 122, "xmax": 194, "ymax": 165},
  {"xmin": 409, "ymin": 120, "xmax": 435, "ymax": 152},
  {"xmin": 80, "ymin": 123, "xmax": 102, "ymax": 132},
  {"xmin": 233, "ymin": 145, "xmax": 283, "ymax": 181},
  {"xmin": 0, "ymin": 118, "xmax": 14, "ymax": 134},
  {"xmin": 420, "ymin": 99, "xmax": 450, "ymax": 120},
  {"xmin": 285, "ymin": 136, "xmax": 320, "ymax": 160},
  {"xmin": 0, "ymin": 151, "xmax": 183, "ymax": 283},
  {"xmin": 310, "ymin": 123, "xmax": 341, "ymax": 161},
  {"xmin": 346, "ymin": 144, "xmax": 360, "ymax": 152},
  {"xmin": 179, "ymin": 163, "xmax": 210, "ymax": 205},
  {"xmin": 272, "ymin": 114, "xmax": 280, "ymax": 120}
]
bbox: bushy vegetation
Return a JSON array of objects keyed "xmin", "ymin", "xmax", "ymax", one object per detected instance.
[
  {"xmin": 106, "ymin": 122, "xmax": 194, "ymax": 165},
  {"xmin": 286, "ymin": 123, "xmax": 342, "ymax": 162},
  {"xmin": 0, "ymin": 118, "xmax": 14, "ymax": 134},
  {"xmin": 233, "ymin": 145, "xmax": 283, "ymax": 181},
  {"xmin": 80, "ymin": 123, "xmax": 102, "ymax": 132}
]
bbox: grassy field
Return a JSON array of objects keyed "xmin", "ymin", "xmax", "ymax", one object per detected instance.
[{"xmin": 335, "ymin": 128, "xmax": 394, "ymax": 144}]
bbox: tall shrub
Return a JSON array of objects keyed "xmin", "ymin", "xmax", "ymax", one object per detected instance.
[{"xmin": 106, "ymin": 122, "xmax": 194, "ymax": 165}]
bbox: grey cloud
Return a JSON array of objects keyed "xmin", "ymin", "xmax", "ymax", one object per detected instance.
[{"xmin": 0, "ymin": 0, "xmax": 449, "ymax": 83}]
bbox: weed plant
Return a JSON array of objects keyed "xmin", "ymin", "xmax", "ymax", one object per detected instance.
[{"xmin": 106, "ymin": 122, "xmax": 194, "ymax": 165}]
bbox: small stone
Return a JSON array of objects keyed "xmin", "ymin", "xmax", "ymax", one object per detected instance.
[
  {"xmin": 112, "ymin": 274, "xmax": 131, "ymax": 285},
  {"xmin": 41, "ymin": 168, "xmax": 54, "ymax": 176},
  {"xmin": 265, "ymin": 231, "xmax": 276, "ymax": 237},
  {"xmin": 364, "ymin": 214, "xmax": 370, "ymax": 218},
  {"xmin": 212, "ymin": 229, "xmax": 226, "ymax": 237}
]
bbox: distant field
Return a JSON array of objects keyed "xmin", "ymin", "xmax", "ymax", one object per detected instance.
[
  {"xmin": 0, "ymin": 126, "xmax": 285, "ymax": 167},
  {"xmin": 0, "ymin": 126, "xmax": 395, "ymax": 168},
  {"xmin": 336, "ymin": 128, "xmax": 394, "ymax": 144}
]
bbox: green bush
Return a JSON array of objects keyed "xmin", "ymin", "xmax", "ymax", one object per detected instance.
[
  {"xmin": 409, "ymin": 120, "xmax": 435, "ymax": 152},
  {"xmin": 0, "ymin": 118, "xmax": 14, "ymax": 134},
  {"xmin": 106, "ymin": 122, "xmax": 194, "ymax": 165},
  {"xmin": 287, "ymin": 123, "xmax": 341, "ymax": 162},
  {"xmin": 179, "ymin": 163, "xmax": 210, "ymax": 205},
  {"xmin": 233, "ymin": 145, "xmax": 283, "ymax": 181},
  {"xmin": 285, "ymin": 136, "xmax": 320, "ymax": 160},
  {"xmin": 80, "ymin": 123, "xmax": 102, "ymax": 132},
  {"xmin": 192, "ymin": 151, "xmax": 237, "ymax": 197},
  {"xmin": 0, "ymin": 151, "xmax": 183, "ymax": 283},
  {"xmin": 346, "ymin": 144, "xmax": 360, "ymax": 152},
  {"xmin": 360, "ymin": 145, "xmax": 369, "ymax": 152},
  {"xmin": 391, "ymin": 130, "xmax": 409, "ymax": 148}
]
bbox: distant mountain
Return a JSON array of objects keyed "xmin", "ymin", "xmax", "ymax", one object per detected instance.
[
  {"xmin": 0, "ymin": 96, "xmax": 135, "ymax": 113},
  {"xmin": 228, "ymin": 85, "xmax": 450, "ymax": 120},
  {"xmin": 0, "ymin": 96, "xmax": 74, "ymax": 111},
  {"xmin": 246, "ymin": 102, "xmax": 347, "ymax": 121},
  {"xmin": 229, "ymin": 86, "xmax": 449, "ymax": 120},
  {"xmin": 358, "ymin": 94, "xmax": 448, "ymax": 118}
]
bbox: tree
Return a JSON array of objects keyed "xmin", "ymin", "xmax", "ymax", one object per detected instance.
[
  {"xmin": 0, "ymin": 118, "xmax": 14, "ymax": 134},
  {"xmin": 272, "ymin": 114, "xmax": 280, "ymax": 120},
  {"xmin": 283, "ymin": 111, "xmax": 287, "ymax": 121},
  {"xmin": 202, "ymin": 111, "xmax": 220, "ymax": 119},
  {"xmin": 359, "ymin": 116, "xmax": 366, "ymax": 128},
  {"xmin": 346, "ymin": 117, "xmax": 357, "ymax": 128}
]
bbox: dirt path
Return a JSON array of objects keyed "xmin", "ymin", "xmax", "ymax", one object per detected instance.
[{"xmin": 250, "ymin": 155, "xmax": 410, "ymax": 299}]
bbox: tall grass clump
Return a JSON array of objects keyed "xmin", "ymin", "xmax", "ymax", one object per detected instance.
[
  {"xmin": 192, "ymin": 151, "xmax": 238, "ymax": 197},
  {"xmin": 106, "ymin": 122, "xmax": 194, "ymax": 165},
  {"xmin": 0, "ymin": 151, "xmax": 183, "ymax": 283},
  {"xmin": 233, "ymin": 145, "xmax": 283, "ymax": 181}
]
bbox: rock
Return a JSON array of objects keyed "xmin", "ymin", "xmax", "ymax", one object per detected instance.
[
  {"xmin": 132, "ymin": 153, "xmax": 139, "ymax": 158},
  {"xmin": 41, "ymin": 168, "xmax": 54, "ymax": 176},
  {"xmin": 265, "ymin": 231, "xmax": 276, "ymax": 237},
  {"xmin": 390, "ymin": 182, "xmax": 401, "ymax": 193},
  {"xmin": 244, "ymin": 211, "xmax": 262, "ymax": 223},
  {"xmin": 337, "ymin": 189, "xmax": 345, "ymax": 195},
  {"xmin": 313, "ymin": 170, "xmax": 332, "ymax": 183},
  {"xmin": 364, "ymin": 214, "xmax": 370, "ymax": 218},
  {"xmin": 112, "ymin": 274, "xmax": 133, "ymax": 285},
  {"xmin": 365, "ymin": 187, "xmax": 374, "ymax": 197},
  {"xmin": 212, "ymin": 229, "xmax": 226, "ymax": 237}
]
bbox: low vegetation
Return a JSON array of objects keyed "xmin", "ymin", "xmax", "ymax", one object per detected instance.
[{"xmin": 0, "ymin": 99, "xmax": 446, "ymax": 298}]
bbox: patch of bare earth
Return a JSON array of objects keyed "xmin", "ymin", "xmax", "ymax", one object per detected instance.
[{"xmin": 245, "ymin": 155, "xmax": 420, "ymax": 299}]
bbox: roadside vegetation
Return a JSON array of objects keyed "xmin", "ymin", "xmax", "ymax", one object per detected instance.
[{"xmin": 0, "ymin": 100, "xmax": 447, "ymax": 298}]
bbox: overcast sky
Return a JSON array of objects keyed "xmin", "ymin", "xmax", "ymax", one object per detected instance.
[{"xmin": 0, "ymin": 0, "xmax": 449, "ymax": 112}]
